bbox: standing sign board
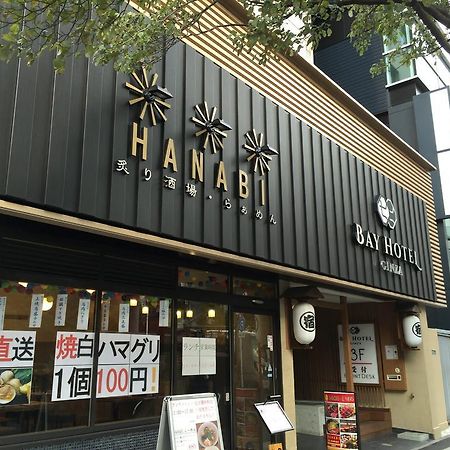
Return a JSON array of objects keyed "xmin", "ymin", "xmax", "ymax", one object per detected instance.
[
  {"xmin": 254, "ymin": 401, "xmax": 294, "ymax": 434},
  {"xmin": 338, "ymin": 323, "xmax": 379, "ymax": 384},
  {"xmin": 156, "ymin": 393, "xmax": 224, "ymax": 450},
  {"xmin": 324, "ymin": 391, "xmax": 360, "ymax": 450}
]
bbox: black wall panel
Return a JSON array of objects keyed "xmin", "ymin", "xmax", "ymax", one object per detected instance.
[{"xmin": 0, "ymin": 42, "xmax": 436, "ymax": 301}]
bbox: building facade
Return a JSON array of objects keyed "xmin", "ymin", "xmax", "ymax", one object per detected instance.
[{"xmin": 0, "ymin": 1, "xmax": 448, "ymax": 448}]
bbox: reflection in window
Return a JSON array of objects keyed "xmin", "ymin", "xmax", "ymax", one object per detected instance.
[
  {"xmin": 232, "ymin": 277, "xmax": 276, "ymax": 300},
  {"xmin": 0, "ymin": 280, "xmax": 95, "ymax": 437},
  {"xmin": 178, "ymin": 267, "xmax": 228, "ymax": 292},
  {"xmin": 383, "ymin": 25, "xmax": 416, "ymax": 85}
]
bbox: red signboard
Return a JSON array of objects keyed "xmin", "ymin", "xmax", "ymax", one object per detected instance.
[{"xmin": 324, "ymin": 391, "xmax": 360, "ymax": 449}]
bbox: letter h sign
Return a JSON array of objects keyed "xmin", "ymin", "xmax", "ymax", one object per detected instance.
[{"xmin": 131, "ymin": 122, "xmax": 148, "ymax": 160}]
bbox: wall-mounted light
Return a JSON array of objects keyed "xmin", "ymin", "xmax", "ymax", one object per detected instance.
[
  {"xmin": 42, "ymin": 296, "xmax": 54, "ymax": 312},
  {"xmin": 176, "ymin": 310, "xmax": 182, "ymax": 319},
  {"xmin": 186, "ymin": 308, "xmax": 194, "ymax": 318},
  {"xmin": 86, "ymin": 289, "xmax": 96, "ymax": 295},
  {"xmin": 208, "ymin": 308, "xmax": 216, "ymax": 318},
  {"xmin": 17, "ymin": 281, "xmax": 28, "ymax": 288},
  {"xmin": 142, "ymin": 306, "xmax": 149, "ymax": 315},
  {"xmin": 129, "ymin": 298, "xmax": 138, "ymax": 307}
]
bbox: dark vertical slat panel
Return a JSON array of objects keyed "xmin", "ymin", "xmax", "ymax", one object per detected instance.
[
  {"xmin": 221, "ymin": 71, "xmax": 238, "ymax": 251},
  {"xmin": 252, "ymin": 91, "xmax": 268, "ymax": 260},
  {"xmin": 333, "ymin": 145, "xmax": 348, "ymax": 279},
  {"xmin": 279, "ymin": 110, "xmax": 295, "ymax": 266},
  {"xmin": 323, "ymin": 139, "xmax": 338, "ymax": 277},
  {"xmin": 311, "ymin": 130, "xmax": 330, "ymax": 273},
  {"xmin": 24, "ymin": 55, "xmax": 55, "ymax": 203},
  {"xmin": 6, "ymin": 55, "xmax": 54, "ymax": 199},
  {"xmin": 79, "ymin": 64, "xmax": 116, "ymax": 218},
  {"xmin": 203, "ymin": 58, "xmax": 222, "ymax": 247},
  {"xmin": 0, "ymin": 59, "xmax": 19, "ymax": 194},
  {"xmin": 368, "ymin": 168, "xmax": 380, "ymax": 288},
  {"xmin": 45, "ymin": 56, "xmax": 88, "ymax": 209},
  {"xmin": 415, "ymin": 197, "xmax": 433, "ymax": 299},
  {"xmin": 237, "ymin": 82, "xmax": 253, "ymax": 256},
  {"xmin": 148, "ymin": 59, "xmax": 165, "ymax": 232},
  {"xmin": 420, "ymin": 202, "xmax": 436, "ymax": 300},
  {"xmin": 387, "ymin": 179, "xmax": 401, "ymax": 293},
  {"xmin": 266, "ymin": 101, "xmax": 282, "ymax": 262},
  {"xmin": 382, "ymin": 176, "xmax": 394, "ymax": 293},
  {"xmin": 182, "ymin": 46, "xmax": 203, "ymax": 243},
  {"xmin": 313, "ymin": 133, "xmax": 329, "ymax": 274},
  {"xmin": 303, "ymin": 124, "xmax": 318, "ymax": 272},
  {"xmin": 376, "ymin": 171, "xmax": 389, "ymax": 291},
  {"xmin": 391, "ymin": 180, "xmax": 408, "ymax": 295},
  {"xmin": 160, "ymin": 44, "xmax": 184, "ymax": 238},
  {"xmin": 290, "ymin": 119, "xmax": 306, "ymax": 268},
  {"xmin": 109, "ymin": 62, "xmax": 134, "ymax": 224},
  {"xmin": 349, "ymin": 155, "xmax": 365, "ymax": 283},
  {"xmin": 356, "ymin": 159, "xmax": 372, "ymax": 286}
]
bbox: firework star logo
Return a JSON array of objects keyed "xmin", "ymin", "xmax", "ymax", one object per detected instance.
[
  {"xmin": 125, "ymin": 68, "xmax": 173, "ymax": 126},
  {"xmin": 376, "ymin": 195, "xmax": 397, "ymax": 230}
]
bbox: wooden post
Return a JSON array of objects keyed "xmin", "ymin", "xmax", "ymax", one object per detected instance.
[{"xmin": 340, "ymin": 296, "xmax": 354, "ymax": 392}]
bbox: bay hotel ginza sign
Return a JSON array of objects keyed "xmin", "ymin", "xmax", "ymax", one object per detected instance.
[{"xmin": 352, "ymin": 195, "xmax": 422, "ymax": 276}]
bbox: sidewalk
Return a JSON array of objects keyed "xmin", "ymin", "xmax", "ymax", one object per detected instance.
[{"xmin": 297, "ymin": 432, "xmax": 450, "ymax": 450}]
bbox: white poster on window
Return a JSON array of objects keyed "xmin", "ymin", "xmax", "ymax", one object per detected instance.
[
  {"xmin": 118, "ymin": 303, "xmax": 130, "ymax": 333},
  {"xmin": 0, "ymin": 330, "xmax": 36, "ymax": 406},
  {"xmin": 199, "ymin": 338, "xmax": 216, "ymax": 375},
  {"xmin": 182, "ymin": 337, "xmax": 200, "ymax": 376},
  {"xmin": 159, "ymin": 299, "xmax": 170, "ymax": 328},
  {"xmin": 29, "ymin": 294, "xmax": 44, "ymax": 328},
  {"xmin": 52, "ymin": 331, "xmax": 95, "ymax": 401},
  {"xmin": 97, "ymin": 333, "xmax": 160, "ymax": 398},
  {"xmin": 54, "ymin": 294, "xmax": 68, "ymax": 327},
  {"xmin": 101, "ymin": 300, "xmax": 110, "ymax": 331},
  {"xmin": 0, "ymin": 297, "xmax": 6, "ymax": 330},
  {"xmin": 76, "ymin": 298, "xmax": 91, "ymax": 330},
  {"xmin": 338, "ymin": 323, "xmax": 379, "ymax": 384}
]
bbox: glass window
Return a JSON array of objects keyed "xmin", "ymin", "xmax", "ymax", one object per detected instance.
[
  {"xmin": 438, "ymin": 151, "xmax": 450, "ymax": 216},
  {"xmin": 178, "ymin": 267, "xmax": 228, "ymax": 293},
  {"xmin": 232, "ymin": 277, "xmax": 276, "ymax": 300},
  {"xmin": 383, "ymin": 25, "xmax": 412, "ymax": 52},
  {"xmin": 385, "ymin": 54, "xmax": 416, "ymax": 84},
  {"xmin": 95, "ymin": 292, "xmax": 172, "ymax": 424},
  {"xmin": 0, "ymin": 280, "xmax": 95, "ymax": 436}
]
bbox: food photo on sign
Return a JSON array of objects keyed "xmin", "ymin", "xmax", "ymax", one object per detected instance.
[
  {"xmin": 0, "ymin": 369, "xmax": 32, "ymax": 405},
  {"xmin": 324, "ymin": 391, "xmax": 360, "ymax": 450},
  {"xmin": 196, "ymin": 420, "xmax": 221, "ymax": 450}
]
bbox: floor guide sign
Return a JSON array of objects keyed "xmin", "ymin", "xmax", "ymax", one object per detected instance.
[{"xmin": 52, "ymin": 332, "xmax": 160, "ymax": 401}]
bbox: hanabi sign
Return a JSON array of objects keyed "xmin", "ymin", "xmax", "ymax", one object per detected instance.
[
  {"xmin": 115, "ymin": 68, "xmax": 279, "ymax": 226},
  {"xmin": 338, "ymin": 323, "xmax": 380, "ymax": 385}
]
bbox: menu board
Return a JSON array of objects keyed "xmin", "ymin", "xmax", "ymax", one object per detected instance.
[
  {"xmin": 156, "ymin": 393, "xmax": 224, "ymax": 450},
  {"xmin": 254, "ymin": 401, "xmax": 294, "ymax": 434},
  {"xmin": 324, "ymin": 391, "xmax": 360, "ymax": 450}
]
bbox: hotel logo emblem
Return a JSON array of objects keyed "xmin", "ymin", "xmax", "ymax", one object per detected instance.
[{"xmin": 376, "ymin": 195, "xmax": 397, "ymax": 230}]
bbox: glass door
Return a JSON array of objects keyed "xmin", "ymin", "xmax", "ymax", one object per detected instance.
[
  {"xmin": 232, "ymin": 311, "xmax": 275, "ymax": 450},
  {"xmin": 173, "ymin": 300, "xmax": 230, "ymax": 449}
]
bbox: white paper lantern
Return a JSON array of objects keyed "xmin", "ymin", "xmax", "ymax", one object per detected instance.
[
  {"xmin": 292, "ymin": 302, "xmax": 316, "ymax": 344},
  {"xmin": 403, "ymin": 315, "xmax": 422, "ymax": 348}
]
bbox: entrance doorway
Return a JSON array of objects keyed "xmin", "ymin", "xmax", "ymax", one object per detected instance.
[{"xmin": 173, "ymin": 300, "xmax": 278, "ymax": 449}]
